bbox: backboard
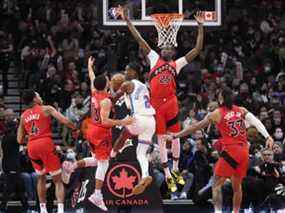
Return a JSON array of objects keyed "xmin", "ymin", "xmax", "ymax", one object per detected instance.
[{"xmin": 103, "ymin": 0, "xmax": 222, "ymax": 26}]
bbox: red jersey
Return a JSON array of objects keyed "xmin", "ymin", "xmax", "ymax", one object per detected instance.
[
  {"xmin": 22, "ymin": 104, "xmax": 52, "ymax": 141},
  {"xmin": 149, "ymin": 58, "xmax": 177, "ymax": 105},
  {"xmin": 216, "ymin": 105, "xmax": 247, "ymax": 145},
  {"xmin": 91, "ymin": 91, "xmax": 112, "ymax": 128}
]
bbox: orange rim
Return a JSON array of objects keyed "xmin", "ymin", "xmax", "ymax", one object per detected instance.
[{"xmin": 151, "ymin": 13, "xmax": 184, "ymax": 28}]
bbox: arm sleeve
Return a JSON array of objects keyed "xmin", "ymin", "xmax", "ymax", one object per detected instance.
[
  {"xmin": 175, "ymin": 57, "xmax": 188, "ymax": 74},
  {"xmin": 245, "ymin": 112, "xmax": 270, "ymax": 139},
  {"xmin": 147, "ymin": 50, "xmax": 160, "ymax": 69}
]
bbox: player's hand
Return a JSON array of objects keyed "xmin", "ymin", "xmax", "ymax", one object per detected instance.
[
  {"xmin": 88, "ymin": 56, "xmax": 95, "ymax": 68},
  {"xmin": 265, "ymin": 136, "xmax": 274, "ymax": 150},
  {"xmin": 116, "ymin": 5, "xmax": 129, "ymax": 21},
  {"xmin": 121, "ymin": 116, "xmax": 135, "ymax": 126},
  {"xmin": 194, "ymin": 11, "xmax": 204, "ymax": 25},
  {"xmin": 164, "ymin": 133, "xmax": 175, "ymax": 142}
]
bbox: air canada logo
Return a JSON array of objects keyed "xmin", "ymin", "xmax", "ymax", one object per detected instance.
[{"xmin": 107, "ymin": 164, "xmax": 141, "ymax": 198}]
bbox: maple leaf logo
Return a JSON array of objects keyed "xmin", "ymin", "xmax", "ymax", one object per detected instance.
[{"xmin": 112, "ymin": 168, "xmax": 136, "ymax": 196}]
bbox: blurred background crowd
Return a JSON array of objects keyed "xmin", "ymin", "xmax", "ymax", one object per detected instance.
[{"xmin": 0, "ymin": 0, "xmax": 285, "ymax": 212}]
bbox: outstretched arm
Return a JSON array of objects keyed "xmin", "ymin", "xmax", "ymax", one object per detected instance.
[
  {"xmin": 88, "ymin": 56, "xmax": 96, "ymax": 92},
  {"xmin": 117, "ymin": 5, "xmax": 151, "ymax": 55},
  {"xmin": 100, "ymin": 98, "xmax": 134, "ymax": 127},
  {"xmin": 184, "ymin": 11, "xmax": 204, "ymax": 63},
  {"xmin": 173, "ymin": 109, "xmax": 220, "ymax": 139},
  {"xmin": 44, "ymin": 105, "xmax": 77, "ymax": 130},
  {"xmin": 241, "ymin": 107, "xmax": 274, "ymax": 149}
]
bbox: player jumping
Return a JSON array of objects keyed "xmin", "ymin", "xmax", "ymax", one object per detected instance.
[
  {"xmin": 17, "ymin": 90, "xmax": 78, "ymax": 213},
  {"xmin": 83, "ymin": 57, "xmax": 133, "ymax": 211},
  {"xmin": 166, "ymin": 87, "xmax": 274, "ymax": 213},
  {"xmin": 110, "ymin": 62, "xmax": 156, "ymax": 195},
  {"xmin": 117, "ymin": 6, "xmax": 204, "ymax": 192}
]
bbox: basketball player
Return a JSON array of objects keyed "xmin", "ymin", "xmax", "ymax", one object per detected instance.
[
  {"xmin": 166, "ymin": 87, "xmax": 274, "ymax": 213},
  {"xmin": 84, "ymin": 57, "xmax": 134, "ymax": 211},
  {"xmin": 117, "ymin": 6, "xmax": 204, "ymax": 192},
  {"xmin": 110, "ymin": 63, "xmax": 156, "ymax": 195},
  {"xmin": 17, "ymin": 90, "xmax": 78, "ymax": 213}
]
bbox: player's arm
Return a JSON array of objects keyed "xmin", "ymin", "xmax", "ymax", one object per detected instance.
[
  {"xmin": 173, "ymin": 109, "xmax": 220, "ymax": 139},
  {"xmin": 44, "ymin": 105, "xmax": 77, "ymax": 130},
  {"xmin": 175, "ymin": 12, "xmax": 204, "ymax": 75},
  {"xmin": 241, "ymin": 107, "xmax": 274, "ymax": 149},
  {"xmin": 117, "ymin": 5, "xmax": 151, "ymax": 55},
  {"xmin": 17, "ymin": 116, "xmax": 26, "ymax": 144},
  {"xmin": 100, "ymin": 98, "xmax": 134, "ymax": 126},
  {"xmin": 88, "ymin": 56, "xmax": 96, "ymax": 92}
]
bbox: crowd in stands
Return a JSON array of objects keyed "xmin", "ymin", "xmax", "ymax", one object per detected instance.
[{"xmin": 0, "ymin": 0, "xmax": 285, "ymax": 212}]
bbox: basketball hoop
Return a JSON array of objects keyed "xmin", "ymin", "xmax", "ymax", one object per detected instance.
[{"xmin": 151, "ymin": 13, "xmax": 184, "ymax": 48}]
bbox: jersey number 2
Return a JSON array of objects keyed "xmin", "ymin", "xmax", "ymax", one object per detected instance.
[{"xmin": 143, "ymin": 95, "xmax": 151, "ymax": 108}]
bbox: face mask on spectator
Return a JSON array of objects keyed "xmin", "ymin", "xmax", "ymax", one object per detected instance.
[{"xmin": 66, "ymin": 150, "xmax": 76, "ymax": 161}]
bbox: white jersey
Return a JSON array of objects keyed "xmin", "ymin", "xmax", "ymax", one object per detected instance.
[{"xmin": 125, "ymin": 79, "xmax": 155, "ymax": 116}]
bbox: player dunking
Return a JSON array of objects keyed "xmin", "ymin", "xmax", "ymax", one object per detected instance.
[
  {"xmin": 17, "ymin": 90, "xmax": 78, "ymax": 213},
  {"xmin": 110, "ymin": 63, "xmax": 156, "ymax": 195},
  {"xmin": 117, "ymin": 6, "xmax": 204, "ymax": 192},
  {"xmin": 166, "ymin": 87, "xmax": 274, "ymax": 213},
  {"xmin": 85, "ymin": 57, "xmax": 133, "ymax": 211}
]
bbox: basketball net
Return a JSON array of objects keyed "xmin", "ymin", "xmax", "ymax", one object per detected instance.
[{"xmin": 151, "ymin": 13, "xmax": 184, "ymax": 48}]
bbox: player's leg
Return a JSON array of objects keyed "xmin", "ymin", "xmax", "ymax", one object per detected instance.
[
  {"xmin": 37, "ymin": 174, "xmax": 48, "ymax": 213},
  {"xmin": 132, "ymin": 116, "xmax": 155, "ymax": 195},
  {"xmin": 212, "ymin": 175, "xmax": 227, "ymax": 213},
  {"xmin": 88, "ymin": 140, "xmax": 111, "ymax": 211},
  {"xmin": 51, "ymin": 172, "xmax": 65, "ymax": 213},
  {"xmin": 62, "ymin": 156, "xmax": 98, "ymax": 184},
  {"xmin": 110, "ymin": 127, "xmax": 133, "ymax": 158},
  {"xmin": 27, "ymin": 141, "xmax": 48, "ymax": 213},
  {"xmin": 231, "ymin": 175, "xmax": 243, "ymax": 213},
  {"xmin": 44, "ymin": 142, "xmax": 65, "ymax": 213}
]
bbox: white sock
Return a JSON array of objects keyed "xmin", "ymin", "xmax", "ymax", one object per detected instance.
[
  {"xmin": 136, "ymin": 142, "xmax": 150, "ymax": 178},
  {"xmin": 95, "ymin": 189, "xmax": 101, "ymax": 196},
  {"xmin": 171, "ymin": 138, "xmax": 180, "ymax": 171},
  {"xmin": 95, "ymin": 160, "xmax": 109, "ymax": 181},
  {"xmin": 57, "ymin": 203, "xmax": 64, "ymax": 213},
  {"xmin": 40, "ymin": 203, "xmax": 47, "ymax": 213}
]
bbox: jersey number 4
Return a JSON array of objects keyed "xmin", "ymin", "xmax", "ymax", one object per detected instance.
[
  {"xmin": 31, "ymin": 122, "xmax": 39, "ymax": 135},
  {"xmin": 227, "ymin": 119, "xmax": 246, "ymax": 137}
]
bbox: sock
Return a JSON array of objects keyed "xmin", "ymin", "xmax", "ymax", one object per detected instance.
[
  {"xmin": 57, "ymin": 203, "xmax": 64, "ymax": 213},
  {"xmin": 136, "ymin": 142, "xmax": 150, "ymax": 178},
  {"xmin": 40, "ymin": 203, "xmax": 47, "ymax": 213},
  {"xmin": 171, "ymin": 138, "xmax": 180, "ymax": 171},
  {"xmin": 95, "ymin": 189, "xmax": 102, "ymax": 196},
  {"xmin": 158, "ymin": 135, "xmax": 171, "ymax": 178},
  {"xmin": 95, "ymin": 160, "xmax": 109, "ymax": 181}
]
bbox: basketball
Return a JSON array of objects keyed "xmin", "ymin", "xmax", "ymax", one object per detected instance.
[{"xmin": 110, "ymin": 73, "xmax": 125, "ymax": 92}]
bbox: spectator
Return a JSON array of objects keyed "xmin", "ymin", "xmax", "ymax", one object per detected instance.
[{"xmin": 0, "ymin": 109, "xmax": 29, "ymax": 211}]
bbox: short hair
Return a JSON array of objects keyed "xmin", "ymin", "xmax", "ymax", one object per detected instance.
[
  {"xmin": 22, "ymin": 90, "xmax": 36, "ymax": 105},
  {"xmin": 220, "ymin": 86, "xmax": 234, "ymax": 109},
  {"xmin": 93, "ymin": 74, "xmax": 107, "ymax": 91}
]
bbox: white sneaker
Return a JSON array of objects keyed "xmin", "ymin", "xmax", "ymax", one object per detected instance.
[
  {"xmin": 179, "ymin": 192, "xmax": 187, "ymax": 199},
  {"xmin": 62, "ymin": 161, "xmax": 75, "ymax": 184},
  {"xmin": 88, "ymin": 193, "xmax": 108, "ymax": 211},
  {"xmin": 170, "ymin": 194, "xmax": 178, "ymax": 200}
]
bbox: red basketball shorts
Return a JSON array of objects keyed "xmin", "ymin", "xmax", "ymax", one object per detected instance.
[
  {"xmin": 151, "ymin": 96, "xmax": 180, "ymax": 135},
  {"xmin": 27, "ymin": 137, "xmax": 61, "ymax": 176},
  {"xmin": 215, "ymin": 143, "xmax": 249, "ymax": 178},
  {"xmin": 86, "ymin": 125, "xmax": 112, "ymax": 160}
]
